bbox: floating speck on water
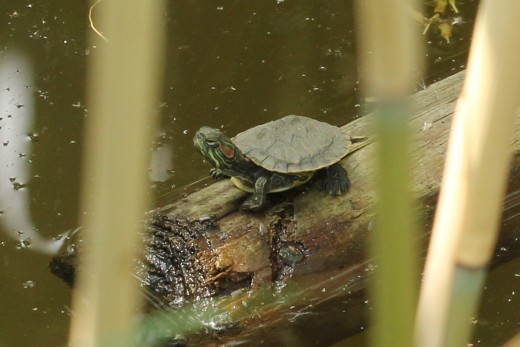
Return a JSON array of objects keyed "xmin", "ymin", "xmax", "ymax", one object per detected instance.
[
  {"xmin": 13, "ymin": 182, "xmax": 25, "ymax": 190},
  {"xmin": 216, "ymin": 6, "xmax": 224, "ymax": 10},
  {"xmin": 22, "ymin": 280, "xmax": 35, "ymax": 289},
  {"xmin": 183, "ymin": 129, "xmax": 188, "ymax": 135},
  {"xmin": 18, "ymin": 238, "xmax": 32, "ymax": 249}
]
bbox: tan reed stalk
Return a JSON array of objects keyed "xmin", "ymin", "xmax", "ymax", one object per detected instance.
[
  {"xmin": 355, "ymin": 1, "xmax": 423, "ymax": 346},
  {"xmin": 68, "ymin": 1, "xmax": 165, "ymax": 346},
  {"xmin": 415, "ymin": 2, "xmax": 520, "ymax": 346},
  {"xmin": 504, "ymin": 331, "xmax": 520, "ymax": 347}
]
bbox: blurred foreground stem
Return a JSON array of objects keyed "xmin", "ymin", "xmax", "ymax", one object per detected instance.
[
  {"xmin": 355, "ymin": 0, "xmax": 423, "ymax": 346},
  {"xmin": 69, "ymin": 1, "xmax": 165, "ymax": 346}
]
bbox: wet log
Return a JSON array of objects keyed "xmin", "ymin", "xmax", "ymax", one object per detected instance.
[
  {"xmin": 147, "ymin": 69, "xmax": 520, "ymax": 345},
  {"xmin": 156, "ymin": 71, "xmax": 465, "ymax": 296},
  {"xmin": 51, "ymin": 70, "xmax": 520, "ymax": 346}
]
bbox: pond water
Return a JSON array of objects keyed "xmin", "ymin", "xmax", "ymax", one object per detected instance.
[{"xmin": 3, "ymin": 1, "xmax": 518, "ymax": 346}]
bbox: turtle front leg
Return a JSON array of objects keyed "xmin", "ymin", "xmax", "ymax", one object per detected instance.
[
  {"xmin": 240, "ymin": 176, "xmax": 270, "ymax": 211},
  {"xmin": 325, "ymin": 163, "xmax": 351, "ymax": 195},
  {"xmin": 210, "ymin": 168, "xmax": 227, "ymax": 180}
]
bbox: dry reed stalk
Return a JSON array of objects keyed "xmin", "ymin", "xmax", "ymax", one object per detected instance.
[
  {"xmin": 68, "ymin": 1, "xmax": 165, "ymax": 346},
  {"xmin": 415, "ymin": 2, "xmax": 520, "ymax": 346}
]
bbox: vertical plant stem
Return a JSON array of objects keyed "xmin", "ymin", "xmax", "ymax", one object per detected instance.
[
  {"xmin": 69, "ymin": 1, "xmax": 165, "ymax": 346},
  {"xmin": 415, "ymin": 1, "xmax": 520, "ymax": 346},
  {"xmin": 372, "ymin": 102, "xmax": 418, "ymax": 347},
  {"xmin": 355, "ymin": 1, "xmax": 423, "ymax": 346}
]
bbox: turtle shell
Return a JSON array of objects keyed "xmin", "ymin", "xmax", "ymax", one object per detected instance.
[{"xmin": 233, "ymin": 115, "xmax": 351, "ymax": 173}]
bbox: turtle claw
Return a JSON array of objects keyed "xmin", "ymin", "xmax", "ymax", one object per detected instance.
[
  {"xmin": 240, "ymin": 195, "xmax": 266, "ymax": 211},
  {"xmin": 210, "ymin": 168, "xmax": 226, "ymax": 180},
  {"xmin": 325, "ymin": 164, "xmax": 350, "ymax": 195}
]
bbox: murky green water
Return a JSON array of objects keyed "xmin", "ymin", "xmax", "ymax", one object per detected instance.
[{"xmin": 4, "ymin": 1, "xmax": 518, "ymax": 346}]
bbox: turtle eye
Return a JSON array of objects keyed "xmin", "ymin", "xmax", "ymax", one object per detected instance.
[
  {"xmin": 219, "ymin": 143, "xmax": 235, "ymax": 158},
  {"xmin": 205, "ymin": 139, "xmax": 218, "ymax": 147}
]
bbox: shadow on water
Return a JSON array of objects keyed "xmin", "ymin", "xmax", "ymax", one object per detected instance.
[{"xmin": 5, "ymin": 1, "xmax": 517, "ymax": 346}]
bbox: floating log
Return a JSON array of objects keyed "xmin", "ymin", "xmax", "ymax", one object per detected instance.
[
  {"xmin": 51, "ymin": 70, "xmax": 520, "ymax": 346},
  {"xmin": 156, "ymin": 71, "xmax": 467, "ymax": 298},
  {"xmin": 153, "ymin": 69, "xmax": 520, "ymax": 345}
]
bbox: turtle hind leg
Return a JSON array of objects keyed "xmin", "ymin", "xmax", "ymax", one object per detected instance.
[
  {"xmin": 325, "ymin": 163, "xmax": 350, "ymax": 195},
  {"xmin": 240, "ymin": 176, "xmax": 270, "ymax": 211}
]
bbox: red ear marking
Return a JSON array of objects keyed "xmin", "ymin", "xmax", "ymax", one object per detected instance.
[{"xmin": 219, "ymin": 143, "xmax": 235, "ymax": 158}]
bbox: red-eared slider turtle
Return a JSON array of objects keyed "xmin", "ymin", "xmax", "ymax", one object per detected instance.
[{"xmin": 194, "ymin": 115, "xmax": 361, "ymax": 211}]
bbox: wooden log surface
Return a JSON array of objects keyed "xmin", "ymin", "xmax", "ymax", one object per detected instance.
[
  {"xmin": 144, "ymin": 69, "xmax": 520, "ymax": 345},
  {"xmin": 51, "ymin": 70, "xmax": 520, "ymax": 346},
  {"xmin": 158, "ymin": 71, "xmax": 464, "ymax": 286}
]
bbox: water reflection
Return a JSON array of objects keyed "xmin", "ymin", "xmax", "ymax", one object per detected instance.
[
  {"xmin": 0, "ymin": 49, "xmax": 66, "ymax": 254},
  {"xmin": 150, "ymin": 134, "xmax": 174, "ymax": 183}
]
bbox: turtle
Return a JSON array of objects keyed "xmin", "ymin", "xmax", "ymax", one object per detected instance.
[{"xmin": 194, "ymin": 115, "xmax": 363, "ymax": 211}]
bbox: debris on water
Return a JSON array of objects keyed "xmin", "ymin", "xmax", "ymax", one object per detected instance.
[{"xmin": 22, "ymin": 280, "xmax": 35, "ymax": 289}]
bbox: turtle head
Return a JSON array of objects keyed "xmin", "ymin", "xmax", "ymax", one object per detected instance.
[{"xmin": 194, "ymin": 126, "xmax": 251, "ymax": 177}]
